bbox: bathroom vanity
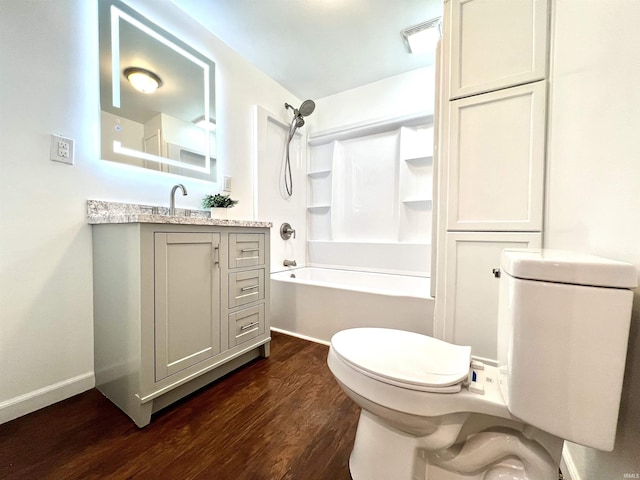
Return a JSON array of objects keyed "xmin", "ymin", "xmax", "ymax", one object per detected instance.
[{"xmin": 88, "ymin": 201, "xmax": 271, "ymax": 427}]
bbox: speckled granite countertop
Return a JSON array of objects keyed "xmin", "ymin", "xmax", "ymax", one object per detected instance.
[{"xmin": 87, "ymin": 200, "xmax": 272, "ymax": 228}]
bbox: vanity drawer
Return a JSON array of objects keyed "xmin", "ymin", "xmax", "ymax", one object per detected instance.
[
  {"xmin": 229, "ymin": 304, "xmax": 265, "ymax": 347},
  {"xmin": 229, "ymin": 233, "xmax": 264, "ymax": 269},
  {"xmin": 229, "ymin": 269, "xmax": 265, "ymax": 308}
]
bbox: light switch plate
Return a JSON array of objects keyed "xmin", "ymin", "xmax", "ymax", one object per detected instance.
[
  {"xmin": 223, "ymin": 176, "xmax": 232, "ymax": 192},
  {"xmin": 50, "ymin": 134, "xmax": 74, "ymax": 165}
]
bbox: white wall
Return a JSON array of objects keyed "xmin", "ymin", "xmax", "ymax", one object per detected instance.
[
  {"xmin": 312, "ymin": 66, "xmax": 435, "ymax": 132},
  {"xmin": 545, "ymin": 1, "xmax": 640, "ymax": 478},
  {"xmin": 0, "ymin": 0, "xmax": 299, "ymax": 423}
]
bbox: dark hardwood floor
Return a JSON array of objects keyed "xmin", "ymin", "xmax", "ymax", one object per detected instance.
[{"xmin": 0, "ymin": 332, "xmax": 360, "ymax": 479}]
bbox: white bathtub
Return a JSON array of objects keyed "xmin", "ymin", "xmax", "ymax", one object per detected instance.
[{"xmin": 270, "ymin": 267, "xmax": 434, "ymax": 344}]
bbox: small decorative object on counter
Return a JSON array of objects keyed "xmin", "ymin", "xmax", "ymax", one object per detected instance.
[{"xmin": 202, "ymin": 193, "xmax": 239, "ymax": 219}]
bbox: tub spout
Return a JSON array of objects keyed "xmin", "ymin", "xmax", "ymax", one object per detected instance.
[{"xmin": 283, "ymin": 259, "xmax": 297, "ymax": 267}]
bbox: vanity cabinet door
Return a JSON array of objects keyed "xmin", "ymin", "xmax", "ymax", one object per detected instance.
[
  {"xmin": 448, "ymin": 0, "xmax": 548, "ymax": 99},
  {"xmin": 154, "ymin": 232, "xmax": 221, "ymax": 381}
]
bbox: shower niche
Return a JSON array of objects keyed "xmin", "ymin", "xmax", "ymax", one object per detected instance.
[{"xmin": 307, "ymin": 116, "xmax": 433, "ymax": 276}]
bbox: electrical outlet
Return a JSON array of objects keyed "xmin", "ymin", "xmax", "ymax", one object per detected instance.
[
  {"xmin": 50, "ymin": 134, "xmax": 74, "ymax": 165},
  {"xmin": 223, "ymin": 176, "xmax": 232, "ymax": 192}
]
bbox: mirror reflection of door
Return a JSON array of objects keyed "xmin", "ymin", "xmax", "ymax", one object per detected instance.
[{"xmin": 98, "ymin": 0, "xmax": 217, "ymax": 182}]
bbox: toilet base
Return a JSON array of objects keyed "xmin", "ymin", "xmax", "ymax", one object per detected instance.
[
  {"xmin": 350, "ymin": 410, "xmax": 427, "ymax": 480},
  {"xmin": 349, "ymin": 410, "xmax": 560, "ymax": 480}
]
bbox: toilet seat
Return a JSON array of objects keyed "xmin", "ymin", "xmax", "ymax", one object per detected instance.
[{"xmin": 330, "ymin": 328, "xmax": 472, "ymax": 393}]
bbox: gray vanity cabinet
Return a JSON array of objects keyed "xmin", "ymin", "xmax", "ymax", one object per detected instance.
[{"xmin": 92, "ymin": 222, "xmax": 270, "ymax": 427}]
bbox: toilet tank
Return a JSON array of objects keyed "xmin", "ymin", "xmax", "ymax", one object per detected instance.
[{"xmin": 496, "ymin": 249, "xmax": 636, "ymax": 451}]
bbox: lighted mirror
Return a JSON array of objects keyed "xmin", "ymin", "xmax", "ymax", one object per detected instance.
[{"xmin": 98, "ymin": 0, "xmax": 217, "ymax": 182}]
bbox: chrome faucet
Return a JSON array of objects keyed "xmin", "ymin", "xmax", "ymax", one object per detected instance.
[
  {"xmin": 169, "ymin": 184, "xmax": 188, "ymax": 215},
  {"xmin": 283, "ymin": 259, "xmax": 297, "ymax": 267}
]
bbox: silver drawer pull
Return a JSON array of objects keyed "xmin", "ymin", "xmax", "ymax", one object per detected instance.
[
  {"xmin": 241, "ymin": 248, "xmax": 260, "ymax": 253},
  {"xmin": 240, "ymin": 321, "xmax": 260, "ymax": 331},
  {"xmin": 240, "ymin": 284, "xmax": 260, "ymax": 292}
]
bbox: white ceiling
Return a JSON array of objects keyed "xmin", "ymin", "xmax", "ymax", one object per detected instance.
[{"xmin": 170, "ymin": 0, "xmax": 442, "ymax": 100}]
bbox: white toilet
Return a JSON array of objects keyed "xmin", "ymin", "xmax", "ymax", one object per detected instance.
[{"xmin": 328, "ymin": 249, "xmax": 637, "ymax": 480}]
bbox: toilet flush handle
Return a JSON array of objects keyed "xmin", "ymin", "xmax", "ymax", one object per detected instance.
[{"xmin": 492, "ymin": 268, "xmax": 501, "ymax": 278}]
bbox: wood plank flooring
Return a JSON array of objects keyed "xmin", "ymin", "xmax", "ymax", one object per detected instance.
[{"xmin": 0, "ymin": 332, "xmax": 360, "ymax": 480}]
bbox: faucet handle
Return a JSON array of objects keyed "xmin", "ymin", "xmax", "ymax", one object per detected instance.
[{"xmin": 280, "ymin": 223, "xmax": 296, "ymax": 240}]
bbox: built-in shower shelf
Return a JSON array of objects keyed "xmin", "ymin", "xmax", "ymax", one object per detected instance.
[
  {"xmin": 402, "ymin": 199, "xmax": 433, "ymax": 208},
  {"xmin": 307, "ymin": 169, "xmax": 331, "ymax": 178},
  {"xmin": 307, "ymin": 205, "xmax": 331, "ymax": 212},
  {"xmin": 404, "ymin": 155, "xmax": 433, "ymax": 165}
]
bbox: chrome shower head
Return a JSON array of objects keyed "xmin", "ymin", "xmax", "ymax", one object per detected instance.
[
  {"xmin": 298, "ymin": 99, "xmax": 315, "ymax": 117},
  {"xmin": 284, "ymin": 99, "xmax": 316, "ymax": 119}
]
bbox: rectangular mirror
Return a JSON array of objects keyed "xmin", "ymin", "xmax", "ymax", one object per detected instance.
[{"xmin": 99, "ymin": 0, "xmax": 217, "ymax": 182}]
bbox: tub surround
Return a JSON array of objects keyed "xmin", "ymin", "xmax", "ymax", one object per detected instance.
[
  {"xmin": 306, "ymin": 117, "xmax": 433, "ymax": 276},
  {"xmin": 87, "ymin": 200, "xmax": 272, "ymax": 228},
  {"xmin": 307, "ymin": 240, "xmax": 430, "ymax": 276}
]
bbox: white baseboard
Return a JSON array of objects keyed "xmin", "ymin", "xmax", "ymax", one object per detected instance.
[
  {"xmin": 270, "ymin": 327, "xmax": 330, "ymax": 346},
  {"xmin": 0, "ymin": 372, "xmax": 94, "ymax": 425},
  {"xmin": 561, "ymin": 443, "xmax": 580, "ymax": 480}
]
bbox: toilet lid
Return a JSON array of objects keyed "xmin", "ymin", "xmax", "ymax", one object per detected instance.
[{"xmin": 330, "ymin": 328, "xmax": 471, "ymax": 392}]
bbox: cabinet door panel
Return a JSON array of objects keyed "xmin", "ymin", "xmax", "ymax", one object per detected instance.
[
  {"xmin": 447, "ymin": 81, "xmax": 546, "ymax": 231},
  {"xmin": 449, "ymin": 0, "xmax": 548, "ymax": 99},
  {"xmin": 154, "ymin": 232, "xmax": 221, "ymax": 381},
  {"xmin": 443, "ymin": 232, "xmax": 541, "ymax": 363}
]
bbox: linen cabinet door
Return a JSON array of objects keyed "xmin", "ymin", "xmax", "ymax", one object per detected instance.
[
  {"xmin": 154, "ymin": 232, "xmax": 221, "ymax": 381},
  {"xmin": 443, "ymin": 232, "xmax": 541, "ymax": 363},
  {"xmin": 448, "ymin": 0, "xmax": 548, "ymax": 99},
  {"xmin": 446, "ymin": 81, "xmax": 546, "ymax": 232}
]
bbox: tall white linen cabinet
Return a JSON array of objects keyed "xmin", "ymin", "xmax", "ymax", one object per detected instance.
[{"xmin": 434, "ymin": 0, "xmax": 549, "ymax": 362}]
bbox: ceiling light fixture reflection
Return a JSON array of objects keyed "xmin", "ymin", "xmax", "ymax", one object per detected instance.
[
  {"xmin": 124, "ymin": 67, "xmax": 163, "ymax": 94},
  {"xmin": 401, "ymin": 18, "xmax": 441, "ymax": 54}
]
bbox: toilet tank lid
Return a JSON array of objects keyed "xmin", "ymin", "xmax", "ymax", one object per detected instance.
[{"xmin": 501, "ymin": 249, "xmax": 637, "ymax": 289}]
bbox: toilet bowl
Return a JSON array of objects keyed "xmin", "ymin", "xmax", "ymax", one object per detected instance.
[
  {"xmin": 328, "ymin": 328, "xmax": 562, "ymax": 480},
  {"xmin": 327, "ymin": 249, "xmax": 637, "ymax": 480}
]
